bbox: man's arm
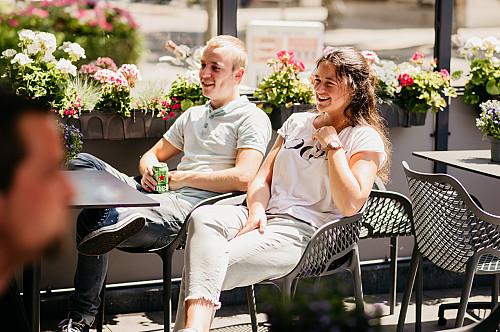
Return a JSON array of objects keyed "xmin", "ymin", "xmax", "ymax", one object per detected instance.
[
  {"xmin": 168, "ymin": 148, "xmax": 264, "ymax": 193},
  {"xmin": 139, "ymin": 138, "xmax": 182, "ymax": 192}
]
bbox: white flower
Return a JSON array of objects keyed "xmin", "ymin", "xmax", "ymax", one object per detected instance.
[
  {"xmin": 26, "ymin": 41, "xmax": 42, "ymax": 55},
  {"xmin": 183, "ymin": 70, "xmax": 200, "ymax": 85},
  {"xmin": 11, "ymin": 53, "xmax": 34, "ymax": 66},
  {"xmin": 36, "ymin": 32, "xmax": 57, "ymax": 53},
  {"xmin": 55, "ymin": 58, "xmax": 77, "ymax": 76},
  {"xmin": 482, "ymin": 36, "xmax": 500, "ymax": 55},
  {"xmin": 1, "ymin": 49, "xmax": 17, "ymax": 58},
  {"xmin": 118, "ymin": 64, "xmax": 141, "ymax": 81},
  {"xmin": 361, "ymin": 50, "xmax": 380, "ymax": 64},
  {"xmin": 464, "ymin": 36, "xmax": 483, "ymax": 51},
  {"xmin": 18, "ymin": 29, "xmax": 36, "ymax": 43},
  {"xmin": 41, "ymin": 52, "xmax": 56, "ymax": 63},
  {"xmin": 61, "ymin": 42, "xmax": 86, "ymax": 61},
  {"xmin": 94, "ymin": 69, "xmax": 129, "ymax": 87}
]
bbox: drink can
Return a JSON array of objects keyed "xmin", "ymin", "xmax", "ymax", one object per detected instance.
[{"xmin": 152, "ymin": 163, "xmax": 169, "ymax": 193}]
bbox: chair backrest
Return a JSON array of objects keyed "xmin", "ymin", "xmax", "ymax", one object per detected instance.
[
  {"xmin": 271, "ymin": 206, "xmax": 365, "ymax": 281},
  {"xmin": 402, "ymin": 161, "xmax": 500, "ymax": 274},
  {"xmin": 361, "ymin": 189, "xmax": 413, "ymax": 239}
]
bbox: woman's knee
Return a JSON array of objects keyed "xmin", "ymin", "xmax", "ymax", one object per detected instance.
[{"xmin": 187, "ymin": 205, "xmax": 244, "ymax": 237}]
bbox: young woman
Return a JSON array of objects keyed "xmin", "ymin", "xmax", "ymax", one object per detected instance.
[{"xmin": 173, "ymin": 46, "xmax": 391, "ymax": 332}]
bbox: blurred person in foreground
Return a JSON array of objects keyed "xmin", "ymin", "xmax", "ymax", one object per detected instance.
[
  {"xmin": 173, "ymin": 46, "xmax": 391, "ymax": 332},
  {"xmin": 0, "ymin": 92, "xmax": 74, "ymax": 295}
]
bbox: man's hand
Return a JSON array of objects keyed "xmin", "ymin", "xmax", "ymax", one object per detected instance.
[
  {"xmin": 167, "ymin": 170, "xmax": 186, "ymax": 191},
  {"xmin": 141, "ymin": 166, "xmax": 157, "ymax": 192},
  {"xmin": 236, "ymin": 208, "xmax": 267, "ymax": 237}
]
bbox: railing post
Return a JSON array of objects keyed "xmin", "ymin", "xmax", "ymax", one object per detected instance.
[
  {"xmin": 433, "ymin": 0, "xmax": 453, "ymax": 173},
  {"xmin": 217, "ymin": 0, "xmax": 237, "ymax": 37}
]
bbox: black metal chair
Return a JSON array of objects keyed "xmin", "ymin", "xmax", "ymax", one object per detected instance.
[
  {"xmin": 397, "ymin": 161, "xmax": 500, "ymax": 331},
  {"xmin": 246, "ymin": 206, "xmax": 365, "ymax": 331},
  {"xmin": 361, "ymin": 188, "xmax": 413, "ymax": 315},
  {"xmin": 95, "ymin": 191, "xmax": 245, "ymax": 332}
]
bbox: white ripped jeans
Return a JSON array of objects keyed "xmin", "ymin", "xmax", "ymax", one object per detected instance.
[{"xmin": 173, "ymin": 204, "xmax": 315, "ymax": 331}]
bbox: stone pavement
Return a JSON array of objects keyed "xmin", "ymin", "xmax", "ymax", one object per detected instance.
[{"xmin": 41, "ymin": 286, "xmax": 495, "ymax": 331}]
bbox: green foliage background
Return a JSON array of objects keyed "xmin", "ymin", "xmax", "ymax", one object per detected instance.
[{"xmin": 0, "ymin": 1, "xmax": 144, "ymax": 66}]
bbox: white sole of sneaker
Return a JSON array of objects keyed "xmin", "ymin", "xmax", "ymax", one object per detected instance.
[{"xmin": 77, "ymin": 213, "xmax": 146, "ymax": 256}]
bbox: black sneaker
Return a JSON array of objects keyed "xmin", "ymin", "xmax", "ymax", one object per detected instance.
[
  {"xmin": 57, "ymin": 315, "xmax": 89, "ymax": 332},
  {"xmin": 76, "ymin": 208, "xmax": 146, "ymax": 256}
]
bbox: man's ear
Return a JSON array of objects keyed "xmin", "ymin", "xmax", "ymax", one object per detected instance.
[{"xmin": 234, "ymin": 67, "xmax": 245, "ymax": 83}]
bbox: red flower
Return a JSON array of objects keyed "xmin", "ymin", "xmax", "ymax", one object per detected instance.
[
  {"xmin": 169, "ymin": 112, "xmax": 176, "ymax": 118},
  {"xmin": 398, "ymin": 73, "xmax": 414, "ymax": 86}
]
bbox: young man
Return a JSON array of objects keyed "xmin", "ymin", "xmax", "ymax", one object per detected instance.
[
  {"xmin": 0, "ymin": 93, "xmax": 74, "ymax": 294},
  {"xmin": 58, "ymin": 35, "xmax": 272, "ymax": 332}
]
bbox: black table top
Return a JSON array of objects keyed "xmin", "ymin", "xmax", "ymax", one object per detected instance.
[
  {"xmin": 65, "ymin": 170, "xmax": 160, "ymax": 209},
  {"xmin": 412, "ymin": 150, "xmax": 500, "ymax": 180}
]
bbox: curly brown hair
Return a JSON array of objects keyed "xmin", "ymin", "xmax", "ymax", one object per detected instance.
[{"xmin": 316, "ymin": 47, "xmax": 391, "ymax": 183}]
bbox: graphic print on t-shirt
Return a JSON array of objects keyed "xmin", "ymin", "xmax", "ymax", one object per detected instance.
[{"xmin": 282, "ymin": 135, "xmax": 325, "ymax": 161}]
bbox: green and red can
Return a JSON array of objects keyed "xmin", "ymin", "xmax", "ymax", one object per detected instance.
[{"xmin": 153, "ymin": 163, "xmax": 169, "ymax": 193}]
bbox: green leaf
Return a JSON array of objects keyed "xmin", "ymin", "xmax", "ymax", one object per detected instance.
[{"xmin": 486, "ymin": 79, "xmax": 500, "ymax": 96}]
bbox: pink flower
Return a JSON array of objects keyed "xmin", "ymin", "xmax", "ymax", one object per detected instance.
[
  {"xmin": 8, "ymin": 19, "xmax": 19, "ymax": 27},
  {"xmin": 410, "ymin": 52, "xmax": 426, "ymax": 64},
  {"xmin": 323, "ymin": 46, "xmax": 335, "ymax": 54},
  {"xmin": 398, "ymin": 73, "xmax": 414, "ymax": 86},
  {"xmin": 439, "ymin": 69, "xmax": 450, "ymax": 80},
  {"xmin": 96, "ymin": 57, "xmax": 117, "ymax": 71},
  {"xmin": 79, "ymin": 63, "xmax": 99, "ymax": 75},
  {"xmin": 169, "ymin": 112, "xmax": 176, "ymax": 118},
  {"xmin": 361, "ymin": 50, "xmax": 380, "ymax": 64}
]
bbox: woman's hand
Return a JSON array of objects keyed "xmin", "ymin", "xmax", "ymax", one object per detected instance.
[
  {"xmin": 141, "ymin": 166, "xmax": 157, "ymax": 192},
  {"xmin": 312, "ymin": 126, "xmax": 339, "ymax": 148},
  {"xmin": 235, "ymin": 207, "xmax": 267, "ymax": 237}
]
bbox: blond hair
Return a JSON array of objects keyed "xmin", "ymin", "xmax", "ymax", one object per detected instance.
[{"xmin": 206, "ymin": 35, "xmax": 248, "ymax": 71}]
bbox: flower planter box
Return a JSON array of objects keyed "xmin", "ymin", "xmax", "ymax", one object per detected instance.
[
  {"xmin": 378, "ymin": 99, "xmax": 426, "ymax": 127},
  {"xmin": 64, "ymin": 110, "xmax": 178, "ymax": 140},
  {"xmin": 269, "ymin": 103, "xmax": 315, "ymax": 131}
]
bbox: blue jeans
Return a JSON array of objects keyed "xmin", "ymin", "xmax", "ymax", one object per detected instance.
[{"xmin": 67, "ymin": 153, "xmax": 221, "ymax": 326}]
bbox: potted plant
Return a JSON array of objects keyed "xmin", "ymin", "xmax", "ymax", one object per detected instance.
[
  {"xmin": 366, "ymin": 51, "xmax": 458, "ymax": 127},
  {"xmin": 253, "ymin": 50, "xmax": 315, "ymax": 130},
  {"xmin": 0, "ymin": 0, "xmax": 143, "ymax": 65},
  {"xmin": 458, "ymin": 36, "xmax": 500, "ymax": 107},
  {"xmin": 476, "ymin": 99, "xmax": 500, "ymax": 161},
  {"xmin": 0, "ymin": 29, "xmax": 85, "ymax": 163},
  {"xmin": 58, "ymin": 122, "xmax": 83, "ymax": 166},
  {"xmin": 260, "ymin": 276, "xmax": 381, "ymax": 331}
]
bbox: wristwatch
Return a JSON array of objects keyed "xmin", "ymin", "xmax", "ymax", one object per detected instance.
[{"xmin": 324, "ymin": 139, "xmax": 344, "ymax": 154}]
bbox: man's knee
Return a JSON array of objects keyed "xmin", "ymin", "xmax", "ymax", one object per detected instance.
[{"xmin": 68, "ymin": 153, "xmax": 104, "ymax": 171}]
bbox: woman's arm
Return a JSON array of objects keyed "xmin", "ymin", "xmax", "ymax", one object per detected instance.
[
  {"xmin": 326, "ymin": 149, "xmax": 379, "ymax": 216},
  {"xmin": 313, "ymin": 127, "xmax": 381, "ymax": 217},
  {"xmin": 235, "ymin": 136, "xmax": 284, "ymax": 236}
]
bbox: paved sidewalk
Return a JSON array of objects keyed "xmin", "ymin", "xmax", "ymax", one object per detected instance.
[{"xmin": 41, "ymin": 286, "xmax": 494, "ymax": 331}]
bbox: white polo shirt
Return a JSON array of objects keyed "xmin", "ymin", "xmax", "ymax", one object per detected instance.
[{"xmin": 164, "ymin": 96, "xmax": 271, "ymax": 173}]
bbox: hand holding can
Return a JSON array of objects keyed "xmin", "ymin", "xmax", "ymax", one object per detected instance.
[{"xmin": 152, "ymin": 163, "xmax": 169, "ymax": 193}]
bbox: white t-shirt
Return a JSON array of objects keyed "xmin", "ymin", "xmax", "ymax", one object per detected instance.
[
  {"xmin": 164, "ymin": 96, "xmax": 272, "ymax": 172},
  {"xmin": 266, "ymin": 112, "xmax": 387, "ymax": 228}
]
